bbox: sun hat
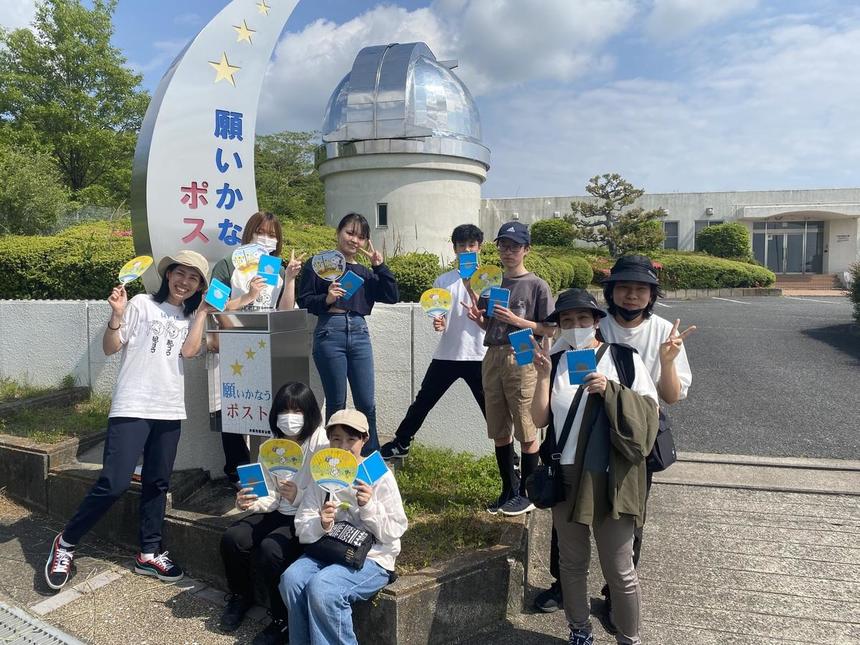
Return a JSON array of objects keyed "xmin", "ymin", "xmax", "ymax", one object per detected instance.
[
  {"xmin": 603, "ymin": 255, "xmax": 659, "ymax": 285},
  {"xmin": 156, "ymin": 250, "xmax": 210, "ymax": 290},
  {"xmin": 545, "ymin": 288, "xmax": 607, "ymax": 323},
  {"xmin": 326, "ymin": 409, "xmax": 369, "ymax": 435}
]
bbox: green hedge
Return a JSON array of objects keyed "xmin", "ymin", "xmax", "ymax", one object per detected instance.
[
  {"xmin": 849, "ymin": 263, "xmax": 860, "ymax": 323},
  {"xmin": 530, "ymin": 219, "xmax": 575, "ymax": 246},
  {"xmin": 653, "ymin": 253, "xmax": 776, "ymax": 289},
  {"xmin": 387, "ymin": 253, "xmax": 443, "ymax": 302},
  {"xmin": 696, "ymin": 222, "xmax": 752, "ymax": 260}
]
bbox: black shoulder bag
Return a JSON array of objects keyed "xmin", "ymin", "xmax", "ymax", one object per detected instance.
[
  {"xmin": 305, "ymin": 520, "xmax": 376, "ymax": 570},
  {"xmin": 610, "ymin": 343, "xmax": 677, "ymax": 472},
  {"xmin": 526, "ymin": 345, "xmax": 607, "ymax": 509}
]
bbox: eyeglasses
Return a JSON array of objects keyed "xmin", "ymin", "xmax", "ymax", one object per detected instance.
[{"xmin": 497, "ymin": 242, "xmax": 524, "ymax": 253}]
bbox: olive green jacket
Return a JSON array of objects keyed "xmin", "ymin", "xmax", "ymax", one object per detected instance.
[{"xmin": 561, "ymin": 380, "xmax": 659, "ymax": 528}]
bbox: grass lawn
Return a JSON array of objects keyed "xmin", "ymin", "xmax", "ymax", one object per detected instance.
[
  {"xmin": 0, "ymin": 376, "xmax": 78, "ymax": 404},
  {"xmin": 394, "ymin": 445, "xmax": 512, "ymax": 574},
  {"xmin": 0, "ymin": 396, "xmax": 110, "ymax": 444}
]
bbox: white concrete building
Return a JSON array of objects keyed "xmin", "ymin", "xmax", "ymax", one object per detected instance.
[
  {"xmin": 482, "ymin": 189, "xmax": 860, "ymax": 278},
  {"xmin": 317, "ymin": 42, "xmax": 489, "ymax": 265}
]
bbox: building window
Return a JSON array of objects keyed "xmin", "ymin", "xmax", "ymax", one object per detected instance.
[
  {"xmin": 376, "ymin": 203, "xmax": 388, "ymax": 228},
  {"xmin": 694, "ymin": 219, "xmax": 724, "ymax": 250},
  {"xmin": 662, "ymin": 221, "xmax": 679, "ymax": 250}
]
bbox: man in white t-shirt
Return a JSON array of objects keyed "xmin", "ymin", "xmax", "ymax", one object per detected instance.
[{"xmin": 380, "ymin": 225, "xmax": 488, "ymax": 459}]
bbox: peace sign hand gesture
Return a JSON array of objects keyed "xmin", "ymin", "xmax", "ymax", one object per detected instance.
[
  {"xmin": 660, "ymin": 318, "xmax": 696, "ymax": 364},
  {"xmin": 286, "ymin": 249, "xmax": 305, "ymax": 280},
  {"xmin": 359, "ymin": 240, "xmax": 383, "ymax": 267},
  {"xmin": 530, "ymin": 335, "xmax": 552, "ymax": 378}
]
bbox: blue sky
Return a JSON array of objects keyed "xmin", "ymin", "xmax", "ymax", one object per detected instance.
[{"xmin": 4, "ymin": 0, "xmax": 860, "ymax": 198}]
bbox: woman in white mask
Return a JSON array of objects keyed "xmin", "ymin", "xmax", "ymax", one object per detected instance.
[
  {"xmin": 218, "ymin": 382, "xmax": 328, "ymax": 645},
  {"xmin": 530, "ymin": 288, "xmax": 659, "ymax": 645}
]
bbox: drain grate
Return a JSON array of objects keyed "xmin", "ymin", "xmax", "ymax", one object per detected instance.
[{"xmin": 0, "ymin": 602, "xmax": 85, "ymax": 645}]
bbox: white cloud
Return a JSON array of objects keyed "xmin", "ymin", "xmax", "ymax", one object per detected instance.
[
  {"xmin": 482, "ymin": 13, "xmax": 860, "ymax": 196},
  {"xmin": 645, "ymin": 0, "xmax": 757, "ymax": 41},
  {"xmin": 128, "ymin": 39, "xmax": 189, "ymax": 76},
  {"xmin": 258, "ymin": 0, "xmax": 637, "ymax": 133},
  {"xmin": 0, "ymin": 0, "xmax": 36, "ymax": 31}
]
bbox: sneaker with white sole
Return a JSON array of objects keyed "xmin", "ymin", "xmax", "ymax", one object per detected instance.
[
  {"xmin": 568, "ymin": 628, "xmax": 594, "ymax": 645},
  {"xmin": 44, "ymin": 533, "xmax": 75, "ymax": 591},
  {"xmin": 498, "ymin": 494, "xmax": 535, "ymax": 516},
  {"xmin": 134, "ymin": 551, "xmax": 184, "ymax": 582},
  {"xmin": 380, "ymin": 440, "xmax": 409, "ymax": 460}
]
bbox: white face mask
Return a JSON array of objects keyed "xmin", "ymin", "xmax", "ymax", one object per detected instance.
[
  {"xmin": 254, "ymin": 235, "xmax": 277, "ymax": 254},
  {"xmin": 560, "ymin": 326, "xmax": 596, "ymax": 349},
  {"xmin": 276, "ymin": 413, "xmax": 304, "ymax": 436}
]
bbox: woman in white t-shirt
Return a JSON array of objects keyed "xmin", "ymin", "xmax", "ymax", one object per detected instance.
[
  {"xmin": 209, "ymin": 211, "xmax": 304, "ymax": 486},
  {"xmin": 218, "ymin": 381, "xmax": 328, "ymax": 644},
  {"xmin": 530, "ymin": 288, "xmax": 658, "ymax": 645},
  {"xmin": 44, "ymin": 250, "xmax": 211, "ymax": 593}
]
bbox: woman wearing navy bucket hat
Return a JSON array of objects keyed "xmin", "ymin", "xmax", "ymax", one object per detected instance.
[{"xmin": 530, "ymin": 287, "xmax": 659, "ymax": 645}]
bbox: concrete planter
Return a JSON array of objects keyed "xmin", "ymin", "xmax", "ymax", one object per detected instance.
[
  {"xmin": 0, "ymin": 386, "xmax": 90, "ymax": 417},
  {"xmin": 0, "ymin": 431, "xmax": 105, "ymax": 512}
]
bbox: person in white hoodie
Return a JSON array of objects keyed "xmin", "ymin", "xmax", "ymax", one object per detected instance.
[
  {"xmin": 280, "ymin": 409, "xmax": 408, "ymax": 645},
  {"xmin": 218, "ymin": 382, "xmax": 328, "ymax": 645}
]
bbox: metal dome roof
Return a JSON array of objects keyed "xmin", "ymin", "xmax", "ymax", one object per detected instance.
[{"xmin": 320, "ymin": 42, "xmax": 489, "ymax": 166}]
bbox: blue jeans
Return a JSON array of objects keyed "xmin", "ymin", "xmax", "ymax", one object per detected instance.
[
  {"xmin": 312, "ymin": 313, "xmax": 378, "ymax": 454},
  {"xmin": 279, "ymin": 555, "xmax": 390, "ymax": 645}
]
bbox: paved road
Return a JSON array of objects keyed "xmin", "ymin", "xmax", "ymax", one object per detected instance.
[{"xmin": 654, "ymin": 295, "xmax": 858, "ymax": 460}]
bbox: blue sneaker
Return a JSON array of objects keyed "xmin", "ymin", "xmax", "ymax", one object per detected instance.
[
  {"xmin": 568, "ymin": 628, "xmax": 593, "ymax": 645},
  {"xmin": 498, "ymin": 494, "xmax": 535, "ymax": 516},
  {"xmin": 134, "ymin": 551, "xmax": 183, "ymax": 583}
]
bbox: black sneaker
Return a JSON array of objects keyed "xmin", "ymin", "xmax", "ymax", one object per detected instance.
[
  {"xmin": 498, "ymin": 494, "xmax": 535, "ymax": 516},
  {"xmin": 533, "ymin": 580, "xmax": 563, "ymax": 612},
  {"xmin": 134, "ymin": 551, "xmax": 184, "ymax": 583},
  {"xmin": 252, "ymin": 617, "xmax": 289, "ymax": 645},
  {"xmin": 380, "ymin": 440, "xmax": 409, "ymax": 460},
  {"xmin": 219, "ymin": 593, "xmax": 252, "ymax": 632},
  {"xmin": 486, "ymin": 490, "xmax": 511, "ymax": 514},
  {"xmin": 44, "ymin": 533, "xmax": 75, "ymax": 591},
  {"xmin": 568, "ymin": 628, "xmax": 594, "ymax": 645}
]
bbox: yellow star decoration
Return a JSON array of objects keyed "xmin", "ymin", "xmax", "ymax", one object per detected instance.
[
  {"xmin": 245, "ymin": 348, "xmax": 257, "ymax": 360},
  {"xmin": 258, "ymin": 339, "xmax": 267, "ymax": 349},
  {"xmin": 230, "ymin": 361, "xmax": 244, "ymax": 375},
  {"xmin": 234, "ymin": 20, "xmax": 255, "ymax": 44},
  {"xmin": 257, "ymin": 0, "xmax": 270, "ymax": 16},
  {"xmin": 209, "ymin": 52, "xmax": 240, "ymax": 86}
]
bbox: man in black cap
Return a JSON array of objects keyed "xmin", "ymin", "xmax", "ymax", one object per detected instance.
[{"xmin": 533, "ymin": 255, "xmax": 695, "ymax": 619}]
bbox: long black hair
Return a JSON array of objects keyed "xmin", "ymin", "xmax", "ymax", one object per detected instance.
[
  {"xmin": 602, "ymin": 282, "xmax": 664, "ymax": 320},
  {"xmin": 268, "ymin": 381, "xmax": 323, "ymax": 443},
  {"xmin": 337, "ymin": 212, "xmax": 370, "ymax": 239},
  {"xmin": 152, "ymin": 263, "xmax": 203, "ymax": 317}
]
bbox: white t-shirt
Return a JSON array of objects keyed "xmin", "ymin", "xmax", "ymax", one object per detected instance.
[
  {"xmin": 231, "ymin": 266, "xmax": 283, "ymax": 310},
  {"xmin": 110, "ymin": 294, "xmax": 191, "ymax": 420},
  {"xmin": 599, "ymin": 314, "xmax": 692, "ymax": 402},
  {"xmin": 550, "ymin": 341, "xmax": 659, "ymax": 466},
  {"xmin": 431, "ymin": 270, "xmax": 487, "ymax": 361}
]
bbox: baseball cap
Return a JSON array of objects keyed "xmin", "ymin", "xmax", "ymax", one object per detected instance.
[
  {"xmin": 494, "ymin": 221, "xmax": 530, "ymax": 245},
  {"xmin": 156, "ymin": 250, "xmax": 210, "ymax": 290},
  {"xmin": 326, "ymin": 409, "xmax": 369, "ymax": 435},
  {"xmin": 545, "ymin": 288, "xmax": 607, "ymax": 323},
  {"xmin": 603, "ymin": 255, "xmax": 659, "ymax": 286}
]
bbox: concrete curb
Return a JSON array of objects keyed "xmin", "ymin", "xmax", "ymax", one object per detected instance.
[{"xmin": 676, "ymin": 451, "xmax": 860, "ymax": 471}]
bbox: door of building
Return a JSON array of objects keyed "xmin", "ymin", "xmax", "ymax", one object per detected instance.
[{"xmin": 752, "ymin": 221, "xmax": 823, "ymax": 274}]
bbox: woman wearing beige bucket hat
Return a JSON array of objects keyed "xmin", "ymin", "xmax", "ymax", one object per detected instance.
[{"xmin": 44, "ymin": 250, "xmax": 212, "ymax": 592}]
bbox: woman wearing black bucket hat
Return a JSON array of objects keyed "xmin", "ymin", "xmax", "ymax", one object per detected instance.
[{"xmin": 530, "ymin": 288, "xmax": 659, "ymax": 645}]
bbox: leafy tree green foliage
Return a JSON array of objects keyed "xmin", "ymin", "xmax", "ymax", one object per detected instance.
[
  {"xmin": 848, "ymin": 263, "xmax": 860, "ymax": 324},
  {"xmin": 695, "ymin": 222, "xmax": 752, "ymax": 261},
  {"xmin": 0, "ymin": 141, "xmax": 69, "ymax": 234},
  {"xmin": 255, "ymin": 131, "xmax": 325, "ymax": 224},
  {"xmin": 530, "ymin": 218, "xmax": 575, "ymax": 246},
  {"xmin": 567, "ymin": 173, "xmax": 666, "ymax": 257},
  {"xmin": 0, "ymin": 0, "xmax": 149, "ymax": 204}
]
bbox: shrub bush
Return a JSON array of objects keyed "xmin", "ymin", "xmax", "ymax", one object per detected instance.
[
  {"xmin": 387, "ymin": 252, "xmax": 443, "ymax": 302},
  {"xmin": 848, "ymin": 262, "xmax": 860, "ymax": 324},
  {"xmin": 696, "ymin": 222, "xmax": 752, "ymax": 260},
  {"xmin": 530, "ymin": 219, "xmax": 575, "ymax": 247},
  {"xmin": 653, "ymin": 252, "xmax": 775, "ymax": 289}
]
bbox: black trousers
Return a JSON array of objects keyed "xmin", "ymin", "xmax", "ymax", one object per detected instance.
[
  {"xmin": 63, "ymin": 417, "xmax": 181, "ymax": 554},
  {"xmin": 549, "ymin": 470, "xmax": 654, "ymax": 583},
  {"xmin": 394, "ymin": 359, "xmax": 485, "ymax": 446},
  {"xmin": 220, "ymin": 511, "xmax": 302, "ymax": 620}
]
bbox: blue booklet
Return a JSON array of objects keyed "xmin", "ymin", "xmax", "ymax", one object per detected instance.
[
  {"xmin": 257, "ymin": 254, "xmax": 282, "ymax": 286},
  {"xmin": 486, "ymin": 286, "xmax": 510, "ymax": 318},
  {"xmin": 508, "ymin": 328, "xmax": 534, "ymax": 366},
  {"xmin": 355, "ymin": 450, "xmax": 389, "ymax": 486},
  {"xmin": 204, "ymin": 277, "xmax": 231, "ymax": 312},
  {"xmin": 236, "ymin": 463, "xmax": 270, "ymax": 498},
  {"xmin": 339, "ymin": 270, "xmax": 365, "ymax": 300},
  {"xmin": 458, "ymin": 251, "xmax": 478, "ymax": 280},
  {"xmin": 566, "ymin": 349, "xmax": 597, "ymax": 385}
]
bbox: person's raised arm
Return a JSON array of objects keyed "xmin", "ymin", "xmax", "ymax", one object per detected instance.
[
  {"xmin": 278, "ymin": 249, "xmax": 304, "ymax": 310},
  {"xmin": 658, "ymin": 318, "xmax": 696, "ymax": 404},
  {"xmin": 530, "ymin": 336, "xmax": 552, "ymax": 428},
  {"xmin": 102, "ymin": 285, "xmax": 127, "ymax": 356},
  {"xmin": 181, "ymin": 301, "xmax": 215, "ymax": 358}
]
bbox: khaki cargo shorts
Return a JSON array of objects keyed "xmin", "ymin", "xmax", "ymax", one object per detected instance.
[{"xmin": 481, "ymin": 345, "xmax": 539, "ymax": 443}]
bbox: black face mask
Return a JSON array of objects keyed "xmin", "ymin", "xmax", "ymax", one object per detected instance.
[{"xmin": 616, "ymin": 306, "xmax": 645, "ymax": 322}]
